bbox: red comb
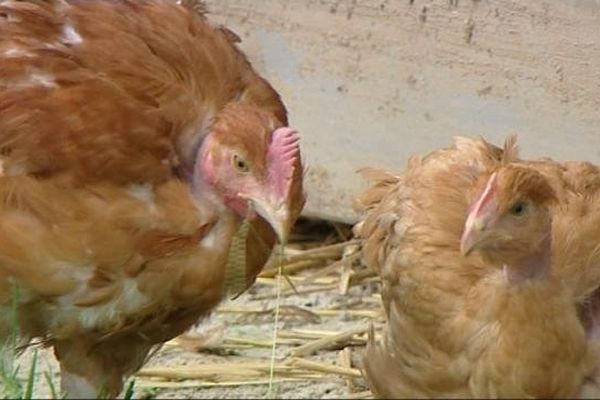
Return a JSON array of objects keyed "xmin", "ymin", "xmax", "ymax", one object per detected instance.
[{"xmin": 267, "ymin": 127, "xmax": 300, "ymax": 199}]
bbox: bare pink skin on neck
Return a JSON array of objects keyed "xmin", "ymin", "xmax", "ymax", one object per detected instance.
[{"xmin": 504, "ymin": 233, "xmax": 552, "ymax": 284}]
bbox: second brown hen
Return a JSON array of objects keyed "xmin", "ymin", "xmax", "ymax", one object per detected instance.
[{"xmin": 357, "ymin": 136, "xmax": 600, "ymax": 398}]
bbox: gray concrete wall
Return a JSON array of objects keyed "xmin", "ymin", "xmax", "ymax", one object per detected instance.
[{"xmin": 205, "ymin": 0, "xmax": 600, "ymax": 223}]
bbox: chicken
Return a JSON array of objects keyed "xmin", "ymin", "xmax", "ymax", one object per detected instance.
[
  {"xmin": 356, "ymin": 136, "xmax": 600, "ymax": 398},
  {"xmin": 0, "ymin": 0, "xmax": 304, "ymax": 397}
]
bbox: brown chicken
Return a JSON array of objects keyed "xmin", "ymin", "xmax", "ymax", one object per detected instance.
[
  {"xmin": 0, "ymin": 0, "xmax": 304, "ymax": 397},
  {"xmin": 356, "ymin": 136, "xmax": 600, "ymax": 398}
]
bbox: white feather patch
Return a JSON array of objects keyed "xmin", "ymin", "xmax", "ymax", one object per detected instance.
[
  {"xmin": 28, "ymin": 72, "xmax": 57, "ymax": 88},
  {"xmin": 61, "ymin": 23, "xmax": 83, "ymax": 45},
  {"xmin": 200, "ymin": 228, "xmax": 218, "ymax": 249},
  {"xmin": 126, "ymin": 183, "xmax": 157, "ymax": 213},
  {"xmin": 3, "ymin": 47, "xmax": 33, "ymax": 58},
  {"xmin": 47, "ymin": 265, "xmax": 151, "ymax": 332},
  {"xmin": 78, "ymin": 279, "xmax": 150, "ymax": 330}
]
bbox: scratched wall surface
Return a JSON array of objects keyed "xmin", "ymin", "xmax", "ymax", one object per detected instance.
[{"xmin": 205, "ymin": 0, "xmax": 600, "ymax": 223}]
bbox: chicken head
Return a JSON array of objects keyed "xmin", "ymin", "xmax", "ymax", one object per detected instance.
[
  {"xmin": 194, "ymin": 103, "xmax": 300, "ymax": 243},
  {"xmin": 461, "ymin": 165, "xmax": 557, "ymax": 281}
]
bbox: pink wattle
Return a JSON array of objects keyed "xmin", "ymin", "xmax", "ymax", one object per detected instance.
[{"xmin": 224, "ymin": 195, "xmax": 253, "ymax": 218}]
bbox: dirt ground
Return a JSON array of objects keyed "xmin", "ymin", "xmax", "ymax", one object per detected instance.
[{"xmin": 15, "ymin": 219, "xmax": 380, "ymax": 399}]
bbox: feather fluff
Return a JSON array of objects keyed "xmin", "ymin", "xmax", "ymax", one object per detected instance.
[{"xmin": 357, "ymin": 135, "xmax": 600, "ymax": 398}]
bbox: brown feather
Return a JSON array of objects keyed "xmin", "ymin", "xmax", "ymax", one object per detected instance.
[
  {"xmin": 487, "ymin": 164, "xmax": 558, "ymax": 216},
  {"xmin": 0, "ymin": 1, "xmax": 304, "ymax": 397}
]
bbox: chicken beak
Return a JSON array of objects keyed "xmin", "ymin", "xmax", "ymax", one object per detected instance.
[
  {"xmin": 460, "ymin": 218, "xmax": 486, "ymax": 256},
  {"xmin": 244, "ymin": 195, "xmax": 291, "ymax": 244},
  {"xmin": 462, "ymin": 171, "xmax": 499, "ymax": 256}
]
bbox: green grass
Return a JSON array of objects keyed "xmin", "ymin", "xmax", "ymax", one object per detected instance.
[
  {"xmin": 44, "ymin": 369, "xmax": 60, "ymax": 399},
  {"xmin": 0, "ymin": 349, "xmax": 141, "ymax": 399},
  {"xmin": 0, "ymin": 284, "xmax": 62, "ymax": 399},
  {"xmin": 0, "ymin": 283, "xmax": 34, "ymax": 399},
  {"xmin": 0, "ymin": 281, "xmax": 173, "ymax": 399}
]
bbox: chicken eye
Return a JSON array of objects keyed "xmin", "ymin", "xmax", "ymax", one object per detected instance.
[
  {"xmin": 232, "ymin": 154, "xmax": 249, "ymax": 173},
  {"xmin": 509, "ymin": 201, "xmax": 527, "ymax": 216}
]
